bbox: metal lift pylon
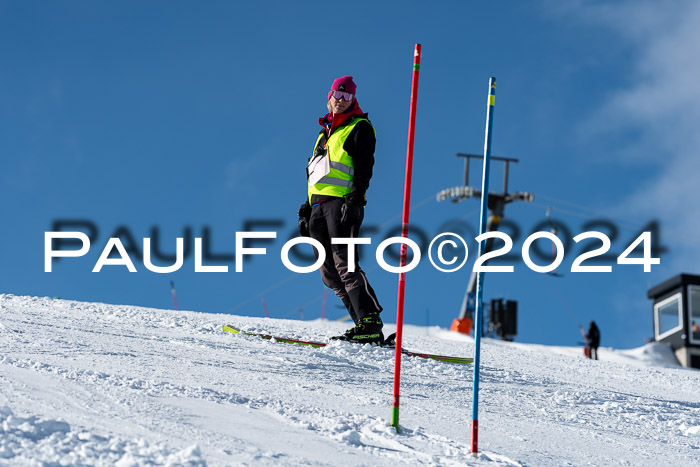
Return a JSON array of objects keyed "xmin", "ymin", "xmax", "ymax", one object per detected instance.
[{"xmin": 437, "ymin": 153, "xmax": 534, "ymax": 334}]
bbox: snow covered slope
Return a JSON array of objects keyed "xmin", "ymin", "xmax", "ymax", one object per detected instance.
[{"xmin": 1, "ymin": 294, "xmax": 698, "ymax": 466}]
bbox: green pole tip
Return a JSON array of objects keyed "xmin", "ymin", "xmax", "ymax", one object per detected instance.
[{"xmin": 391, "ymin": 407, "xmax": 400, "ymax": 433}]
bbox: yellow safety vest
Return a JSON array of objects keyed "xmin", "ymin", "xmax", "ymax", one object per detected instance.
[{"xmin": 307, "ymin": 117, "xmax": 373, "ymax": 202}]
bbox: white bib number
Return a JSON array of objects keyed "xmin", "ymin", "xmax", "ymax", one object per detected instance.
[{"xmin": 307, "ymin": 149, "xmax": 330, "ymax": 186}]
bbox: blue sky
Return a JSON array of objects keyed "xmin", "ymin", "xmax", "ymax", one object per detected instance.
[{"xmin": 3, "ymin": 1, "xmax": 699, "ymax": 349}]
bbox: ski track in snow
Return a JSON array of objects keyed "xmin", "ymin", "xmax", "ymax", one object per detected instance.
[{"xmin": 1, "ymin": 294, "xmax": 699, "ymax": 466}]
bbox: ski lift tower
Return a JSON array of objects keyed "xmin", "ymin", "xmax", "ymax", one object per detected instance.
[{"xmin": 437, "ymin": 153, "xmax": 534, "ymax": 334}]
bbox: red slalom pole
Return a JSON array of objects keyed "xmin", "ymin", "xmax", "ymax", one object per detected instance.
[{"xmin": 392, "ymin": 43, "xmax": 422, "ymax": 432}]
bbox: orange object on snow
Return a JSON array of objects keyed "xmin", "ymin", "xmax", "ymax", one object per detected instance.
[{"xmin": 451, "ymin": 317, "xmax": 473, "ymax": 335}]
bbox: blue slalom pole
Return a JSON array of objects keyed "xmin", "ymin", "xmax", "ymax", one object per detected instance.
[{"xmin": 471, "ymin": 77, "xmax": 496, "ymax": 456}]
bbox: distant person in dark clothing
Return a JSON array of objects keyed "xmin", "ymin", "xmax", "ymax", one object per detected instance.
[
  {"xmin": 692, "ymin": 321, "xmax": 700, "ymax": 341},
  {"xmin": 587, "ymin": 321, "xmax": 601, "ymax": 360}
]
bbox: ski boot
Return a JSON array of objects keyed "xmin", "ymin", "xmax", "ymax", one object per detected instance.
[
  {"xmin": 331, "ymin": 313, "xmax": 383, "ymax": 345},
  {"xmin": 330, "ymin": 295, "xmax": 360, "ymax": 340}
]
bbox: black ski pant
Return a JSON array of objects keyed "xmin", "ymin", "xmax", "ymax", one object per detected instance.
[{"xmin": 308, "ymin": 198, "xmax": 382, "ymax": 324}]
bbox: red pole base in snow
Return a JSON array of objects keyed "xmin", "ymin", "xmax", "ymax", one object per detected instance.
[{"xmin": 471, "ymin": 419, "xmax": 478, "ymax": 454}]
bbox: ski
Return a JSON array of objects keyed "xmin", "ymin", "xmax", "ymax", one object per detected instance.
[
  {"xmin": 383, "ymin": 333, "xmax": 473, "ymax": 364},
  {"xmin": 223, "ymin": 325, "xmax": 327, "ymax": 348},
  {"xmin": 222, "ymin": 325, "xmax": 473, "ymax": 365}
]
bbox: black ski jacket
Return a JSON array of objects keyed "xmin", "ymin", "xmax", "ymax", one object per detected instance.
[{"xmin": 588, "ymin": 322, "xmax": 600, "ymax": 348}]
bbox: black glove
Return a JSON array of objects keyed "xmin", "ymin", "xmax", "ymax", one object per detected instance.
[
  {"xmin": 298, "ymin": 202, "xmax": 311, "ymax": 236},
  {"xmin": 340, "ymin": 200, "xmax": 362, "ymax": 228}
]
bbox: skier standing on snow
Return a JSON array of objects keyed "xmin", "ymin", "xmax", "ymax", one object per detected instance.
[
  {"xmin": 297, "ymin": 75, "xmax": 384, "ymax": 344},
  {"xmin": 587, "ymin": 321, "xmax": 600, "ymax": 360}
]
